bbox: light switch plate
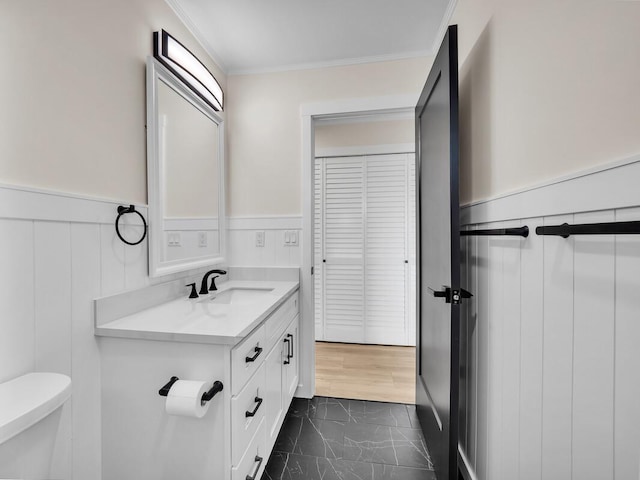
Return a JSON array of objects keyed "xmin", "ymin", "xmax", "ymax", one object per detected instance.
[
  {"xmin": 283, "ymin": 230, "xmax": 298, "ymax": 246},
  {"xmin": 256, "ymin": 231, "xmax": 265, "ymax": 247},
  {"xmin": 198, "ymin": 232, "xmax": 207, "ymax": 248},
  {"xmin": 167, "ymin": 232, "xmax": 181, "ymax": 247}
]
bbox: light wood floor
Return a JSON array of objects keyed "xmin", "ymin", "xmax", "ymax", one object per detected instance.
[{"xmin": 315, "ymin": 341, "xmax": 416, "ymax": 404}]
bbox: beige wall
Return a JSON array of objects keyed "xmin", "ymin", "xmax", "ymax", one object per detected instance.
[
  {"xmin": 314, "ymin": 118, "xmax": 414, "ymax": 151},
  {"xmin": 227, "ymin": 58, "xmax": 432, "ymax": 216},
  {"xmin": 453, "ymin": 0, "xmax": 640, "ymax": 204},
  {"xmin": 0, "ymin": 0, "xmax": 225, "ymax": 204},
  {"xmin": 7, "ymin": 1, "xmax": 630, "ymax": 212}
]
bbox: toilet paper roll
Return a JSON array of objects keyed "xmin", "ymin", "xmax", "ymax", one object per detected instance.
[{"xmin": 165, "ymin": 380, "xmax": 210, "ymax": 418}]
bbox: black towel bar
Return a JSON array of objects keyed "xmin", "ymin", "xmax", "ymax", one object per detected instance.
[
  {"xmin": 461, "ymin": 226, "xmax": 529, "ymax": 237},
  {"xmin": 535, "ymin": 221, "xmax": 640, "ymax": 238}
]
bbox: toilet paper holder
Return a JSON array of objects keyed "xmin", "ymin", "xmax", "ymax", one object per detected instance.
[{"xmin": 159, "ymin": 376, "xmax": 224, "ymax": 403}]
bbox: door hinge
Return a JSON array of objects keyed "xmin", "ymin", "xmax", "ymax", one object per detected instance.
[{"xmin": 311, "ymin": 266, "xmax": 314, "ymax": 275}]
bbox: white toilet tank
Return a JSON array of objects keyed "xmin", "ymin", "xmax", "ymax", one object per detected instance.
[{"xmin": 0, "ymin": 373, "xmax": 71, "ymax": 480}]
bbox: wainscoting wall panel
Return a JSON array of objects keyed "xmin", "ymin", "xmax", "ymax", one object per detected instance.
[
  {"xmin": 517, "ymin": 217, "xmax": 543, "ymax": 480},
  {"xmin": 541, "ymin": 213, "xmax": 574, "ymax": 480},
  {"xmin": 473, "ymin": 228, "xmax": 489, "ymax": 480},
  {"xmin": 0, "ymin": 185, "xmax": 152, "ymax": 480},
  {"xmin": 70, "ymin": 223, "xmax": 103, "ymax": 480},
  {"xmin": 498, "ymin": 221, "xmax": 522, "ymax": 480},
  {"xmin": 0, "ymin": 219, "xmax": 35, "ymax": 385},
  {"xmin": 460, "ymin": 157, "xmax": 640, "ymax": 480},
  {"xmin": 614, "ymin": 206, "xmax": 640, "ymax": 480},
  {"xmin": 572, "ymin": 210, "xmax": 615, "ymax": 480},
  {"xmin": 0, "ymin": 184, "xmax": 301, "ymax": 480}
]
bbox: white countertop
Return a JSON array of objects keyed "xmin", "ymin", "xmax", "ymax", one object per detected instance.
[{"xmin": 95, "ymin": 280, "xmax": 299, "ymax": 346}]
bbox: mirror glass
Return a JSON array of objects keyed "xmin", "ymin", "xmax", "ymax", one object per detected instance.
[{"xmin": 147, "ymin": 58, "xmax": 225, "ymax": 277}]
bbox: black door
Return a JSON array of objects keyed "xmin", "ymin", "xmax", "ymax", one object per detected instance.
[{"xmin": 415, "ymin": 25, "xmax": 460, "ymax": 480}]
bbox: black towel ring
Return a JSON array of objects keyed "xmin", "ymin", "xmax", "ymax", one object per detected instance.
[{"xmin": 115, "ymin": 205, "xmax": 148, "ymax": 246}]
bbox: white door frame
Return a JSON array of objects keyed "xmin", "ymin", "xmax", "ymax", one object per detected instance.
[{"xmin": 298, "ymin": 94, "xmax": 417, "ymax": 398}]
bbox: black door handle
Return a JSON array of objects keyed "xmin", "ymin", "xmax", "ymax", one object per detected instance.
[
  {"xmin": 245, "ymin": 346, "xmax": 263, "ymax": 363},
  {"xmin": 245, "ymin": 396, "xmax": 263, "ymax": 417},
  {"xmin": 429, "ymin": 286, "xmax": 473, "ymax": 305}
]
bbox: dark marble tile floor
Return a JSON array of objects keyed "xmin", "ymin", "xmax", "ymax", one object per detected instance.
[{"xmin": 262, "ymin": 397, "xmax": 436, "ymax": 480}]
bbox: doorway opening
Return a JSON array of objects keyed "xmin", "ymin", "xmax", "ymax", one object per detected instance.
[{"xmin": 309, "ymin": 109, "xmax": 417, "ymax": 404}]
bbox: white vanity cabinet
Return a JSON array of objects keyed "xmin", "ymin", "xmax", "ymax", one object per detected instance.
[
  {"xmin": 230, "ymin": 293, "xmax": 299, "ymax": 480},
  {"xmin": 98, "ymin": 285, "xmax": 299, "ymax": 480}
]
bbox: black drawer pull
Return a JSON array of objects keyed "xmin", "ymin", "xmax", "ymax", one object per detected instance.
[
  {"xmin": 283, "ymin": 338, "xmax": 291, "ymax": 365},
  {"xmin": 246, "ymin": 455, "xmax": 263, "ymax": 480},
  {"xmin": 245, "ymin": 396, "xmax": 263, "ymax": 417},
  {"xmin": 245, "ymin": 346, "xmax": 263, "ymax": 363},
  {"xmin": 287, "ymin": 333, "xmax": 294, "ymax": 360}
]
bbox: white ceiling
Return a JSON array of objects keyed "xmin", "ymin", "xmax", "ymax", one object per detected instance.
[{"xmin": 167, "ymin": 0, "xmax": 455, "ymax": 74}]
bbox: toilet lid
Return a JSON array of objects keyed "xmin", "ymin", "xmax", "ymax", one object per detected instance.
[{"xmin": 0, "ymin": 372, "xmax": 71, "ymax": 445}]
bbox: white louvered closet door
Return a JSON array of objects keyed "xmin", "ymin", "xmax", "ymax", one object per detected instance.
[
  {"xmin": 322, "ymin": 157, "xmax": 366, "ymax": 343},
  {"xmin": 365, "ymin": 154, "xmax": 408, "ymax": 345},
  {"xmin": 314, "ymin": 153, "xmax": 415, "ymax": 346}
]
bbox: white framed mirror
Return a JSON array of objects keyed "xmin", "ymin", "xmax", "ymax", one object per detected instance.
[{"xmin": 146, "ymin": 57, "xmax": 225, "ymax": 277}]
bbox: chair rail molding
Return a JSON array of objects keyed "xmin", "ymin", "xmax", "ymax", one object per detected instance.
[
  {"xmin": 0, "ymin": 183, "xmax": 147, "ymax": 224},
  {"xmin": 461, "ymin": 153, "xmax": 640, "ymax": 226}
]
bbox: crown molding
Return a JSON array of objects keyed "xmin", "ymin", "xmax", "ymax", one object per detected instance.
[
  {"xmin": 166, "ymin": 0, "xmax": 453, "ymax": 76},
  {"xmin": 163, "ymin": 0, "xmax": 228, "ymax": 74},
  {"xmin": 431, "ymin": 0, "xmax": 459, "ymax": 54}
]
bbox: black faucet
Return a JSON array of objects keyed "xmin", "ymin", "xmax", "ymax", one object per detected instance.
[{"xmin": 199, "ymin": 269, "xmax": 227, "ymax": 295}]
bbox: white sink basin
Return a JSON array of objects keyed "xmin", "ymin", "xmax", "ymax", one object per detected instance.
[{"xmin": 201, "ymin": 287, "xmax": 274, "ymax": 305}]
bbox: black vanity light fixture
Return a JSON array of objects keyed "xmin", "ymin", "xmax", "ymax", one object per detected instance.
[{"xmin": 153, "ymin": 29, "xmax": 224, "ymax": 111}]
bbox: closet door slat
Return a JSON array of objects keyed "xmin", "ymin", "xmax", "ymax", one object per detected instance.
[
  {"xmin": 314, "ymin": 159, "xmax": 324, "ymax": 340},
  {"xmin": 365, "ymin": 155, "xmax": 407, "ymax": 345},
  {"xmin": 323, "ymin": 157, "xmax": 365, "ymax": 343}
]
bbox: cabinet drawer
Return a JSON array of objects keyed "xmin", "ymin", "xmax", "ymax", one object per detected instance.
[
  {"xmin": 231, "ymin": 324, "xmax": 266, "ymax": 395},
  {"xmin": 265, "ymin": 291, "xmax": 299, "ymax": 350},
  {"xmin": 232, "ymin": 418, "xmax": 266, "ymax": 480},
  {"xmin": 231, "ymin": 363, "xmax": 266, "ymax": 465}
]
